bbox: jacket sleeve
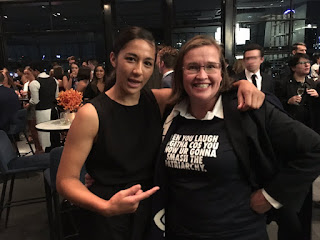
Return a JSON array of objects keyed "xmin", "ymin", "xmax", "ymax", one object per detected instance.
[{"xmin": 263, "ymin": 102, "xmax": 320, "ymax": 210}]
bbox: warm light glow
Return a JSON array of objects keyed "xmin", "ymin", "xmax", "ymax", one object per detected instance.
[{"xmin": 104, "ymin": 4, "xmax": 110, "ymax": 10}]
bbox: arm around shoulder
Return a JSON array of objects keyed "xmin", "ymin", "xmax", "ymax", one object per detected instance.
[{"xmin": 151, "ymin": 88, "xmax": 172, "ymax": 117}]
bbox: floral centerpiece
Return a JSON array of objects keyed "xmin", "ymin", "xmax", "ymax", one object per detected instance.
[{"xmin": 57, "ymin": 89, "xmax": 83, "ymax": 123}]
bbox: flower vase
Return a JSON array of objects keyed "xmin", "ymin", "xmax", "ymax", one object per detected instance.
[{"xmin": 65, "ymin": 110, "xmax": 76, "ymax": 124}]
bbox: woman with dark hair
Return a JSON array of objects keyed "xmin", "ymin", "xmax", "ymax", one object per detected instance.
[
  {"xmin": 63, "ymin": 62, "xmax": 79, "ymax": 90},
  {"xmin": 56, "ymin": 27, "xmax": 264, "ymax": 240},
  {"xmin": 2, "ymin": 68, "xmax": 16, "ymax": 89},
  {"xmin": 149, "ymin": 36, "xmax": 320, "ymax": 240},
  {"xmin": 83, "ymin": 64, "xmax": 107, "ymax": 100}
]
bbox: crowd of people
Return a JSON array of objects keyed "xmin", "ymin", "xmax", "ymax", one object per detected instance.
[{"xmin": 2, "ymin": 26, "xmax": 320, "ymax": 240}]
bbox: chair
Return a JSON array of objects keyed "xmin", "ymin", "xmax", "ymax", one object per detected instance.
[
  {"xmin": 7, "ymin": 108, "xmax": 34, "ymax": 156},
  {"xmin": 44, "ymin": 147, "xmax": 86, "ymax": 240},
  {"xmin": 0, "ymin": 130, "xmax": 50, "ymax": 229}
]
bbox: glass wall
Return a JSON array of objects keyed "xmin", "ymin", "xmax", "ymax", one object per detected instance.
[
  {"xmin": 1, "ymin": 0, "xmax": 105, "ymax": 69},
  {"xmin": 236, "ymin": 0, "xmax": 318, "ymax": 78},
  {"xmin": 172, "ymin": 0, "xmax": 222, "ymax": 48}
]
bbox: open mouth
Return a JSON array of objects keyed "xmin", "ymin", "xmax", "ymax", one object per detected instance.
[{"xmin": 128, "ymin": 78, "xmax": 142, "ymax": 88}]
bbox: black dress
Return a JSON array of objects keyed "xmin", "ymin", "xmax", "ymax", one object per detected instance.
[{"xmin": 79, "ymin": 89, "xmax": 162, "ymax": 240}]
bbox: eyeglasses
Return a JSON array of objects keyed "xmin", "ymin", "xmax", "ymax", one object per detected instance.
[
  {"xmin": 297, "ymin": 61, "xmax": 311, "ymax": 65},
  {"xmin": 183, "ymin": 63, "xmax": 221, "ymax": 75}
]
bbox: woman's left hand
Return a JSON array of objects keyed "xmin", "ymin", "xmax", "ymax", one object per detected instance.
[
  {"xmin": 233, "ymin": 80, "xmax": 265, "ymax": 111},
  {"xmin": 306, "ymin": 89, "xmax": 319, "ymax": 98},
  {"xmin": 250, "ymin": 189, "xmax": 272, "ymax": 214}
]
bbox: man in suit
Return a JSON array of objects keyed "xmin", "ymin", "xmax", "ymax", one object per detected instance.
[
  {"xmin": 0, "ymin": 72, "xmax": 20, "ymax": 131},
  {"xmin": 235, "ymin": 43, "xmax": 274, "ymax": 94},
  {"xmin": 158, "ymin": 46, "xmax": 178, "ymax": 88}
]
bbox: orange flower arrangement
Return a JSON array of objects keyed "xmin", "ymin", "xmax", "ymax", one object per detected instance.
[{"xmin": 57, "ymin": 89, "xmax": 83, "ymax": 111}]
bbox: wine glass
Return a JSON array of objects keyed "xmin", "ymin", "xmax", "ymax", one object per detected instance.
[{"xmin": 296, "ymin": 83, "xmax": 305, "ymax": 105}]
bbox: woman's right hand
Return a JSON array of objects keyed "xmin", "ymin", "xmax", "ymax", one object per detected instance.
[
  {"xmin": 104, "ymin": 184, "xmax": 159, "ymax": 216},
  {"xmin": 288, "ymin": 95, "xmax": 301, "ymax": 105}
]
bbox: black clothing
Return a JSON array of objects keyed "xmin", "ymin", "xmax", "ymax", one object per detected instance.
[
  {"xmin": 0, "ymin": 85, "xmax": 20, "ymax": 131},
  {"xmin": 81, "ymin": 89, "xmax": 162, "ymax": 240},
  {"xmin": 164, "ymin": 117, "xmax": 267, "ymax": 239},
  {"xmin": 83, "ymin": 81, "xmax": 103, "ymax": 100},
  {"xmin": 148, "ymin": 91, "xmax": 320, "ymax": 240},
  {"xmin": 234, "ymin": 70, "xmax": 275, "ymax": 94},
  {"xmin": 86, "ymin": 89, "xmax": 162, "ymax": 186},
  {"xmin": 35, "ymin": 76, "xmax": 57, "ymax": 110},
  {"xmin": 276, "ymin": 75, "xmax": 320, "ymax": 132}
]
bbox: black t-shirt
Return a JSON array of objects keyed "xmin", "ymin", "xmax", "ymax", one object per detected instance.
[{"xmin": 164, "ymin": 116, "xmax": 266, "ymax": 239}]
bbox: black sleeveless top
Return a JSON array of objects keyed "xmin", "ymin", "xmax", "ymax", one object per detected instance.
[{"xmin": 86, "ymin": 89, "xmax": 162, "ymax": 187}]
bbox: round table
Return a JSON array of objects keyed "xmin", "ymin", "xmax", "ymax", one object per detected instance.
[{"xmin": 35, "ymin": 119, "xmax": 71, "ymax": 132}]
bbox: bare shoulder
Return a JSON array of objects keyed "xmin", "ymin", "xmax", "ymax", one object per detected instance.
[
  {"xmin": 67, "ymin": 103, "xmax": 99, "ymax": 140},
  {"xmin": 151, "ymin": 88, "xmax": 172, "ymax": 116}
]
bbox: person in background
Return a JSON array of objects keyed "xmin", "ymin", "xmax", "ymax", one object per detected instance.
[
  {"xmin": 88, "ymin": 59, "xmax": 98, "ymax": 80},
  {"xmin": 83, "ymin": 64, "xmax": 107, "ymax": 100},
  {"xmin": 2, "ymin": 68, "xmax": 17, "ymax": 90},
  {"xmin": 67, "ymin": 56, "xmax": 76, "ymax": 67},
  {"xmin": 13, "ymin": 67, "xmax": 24, "ymax": 90},
  {"xmin": 158, "ymin": 46, "xmax": 179, "ymax": 88},
  {"xmin": 149, "ymin": 35, "xmax": 320, "ymax": 240},
  {"xmin": 311, "ymin": 54, "xmax": 320, "ymax": 80},
  {"xmin": 21, "ymin": 66, "xmax": 43, "ymax": 154},
  {"xmin": 0, "ymin": 72, "xmax": 20, "ymax": 131},
  {"xmin": 63, "ymin": 62, "xmax": 79, "ymax": 90},
  {"xmin": 52, "ymin": 65, "xmax": 66, "ymax": 91},
  {"xmin": 75, "ymin": 66, "xmax": 91, "ymax": 93},
  {"xmin": 232, "ymin": 59, "xmax": 245, "ymax": 75},
  {"xmin": 234, "ymin": 43, "xmax": 274, "ymax": 93},
  {"xmin": 82, "ymin": 60, "xmax": 88, "ymax": 67},
  {"xmin": 29, "ymin": 63, "xmax": 59, "ymax": 152},
  {"xmin": 275, "ymin": 53, "xmax": 320, "ymax": 240},
  {"xmin": 56, "ymin": 26, "xmax": 264, "ymax": 240}
]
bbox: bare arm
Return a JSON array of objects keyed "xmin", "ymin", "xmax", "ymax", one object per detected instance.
[
  {"xmin": 56, "ymin": 103, "xmax": 159, "ymax": 216},
  {"xmin": 62, "ymin": 75, "xmax": 72, "ymax": 90},
  {"xmin": 151, "ymin": 88, "xmax": 172, "ymax": 117}
]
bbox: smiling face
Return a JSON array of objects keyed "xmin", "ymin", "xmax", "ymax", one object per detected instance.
[
  {"xmin": 110, "ymin": 39, "xmax": 155, "ymax": 96},
  {"xmin": 182, "ymin": 45, "xmax": 222, "ymax": 109},
  {"xmin": 95, "ymin": 66, "xmax": 105, "ymax": 80}
]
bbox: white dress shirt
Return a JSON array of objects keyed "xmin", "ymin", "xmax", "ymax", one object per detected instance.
[{"xmin": 245, "ymin": 69, "xmax": 262, "ymax": 91}]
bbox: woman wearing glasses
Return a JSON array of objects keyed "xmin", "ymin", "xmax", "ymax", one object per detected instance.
[
  {"xmin": 150, "ymin": 36, "xmax": 320, "ymax": 240},
  {"xmin": 56, "ymin": 26, "xmax": 265, "ymax": 240}
]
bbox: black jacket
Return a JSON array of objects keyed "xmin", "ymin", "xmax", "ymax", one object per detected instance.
[
  {"xmin": 148, "ymin": 91, "xmax": 320, "ymax": 239},
  {"xmin": 234, "ymin": 70, "xmax": 275, "ymax": 94}
]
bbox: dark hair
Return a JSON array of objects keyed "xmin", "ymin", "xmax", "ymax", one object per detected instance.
[
  {"xmin": 53, "ymin": 66, "xmax": 64, "ymax": 80},
  {"xmin": 171, "ymin": 35, "xmax": 232, "ymax": 105},
  {"xmin": 90, "ymin": 64, "xmax": 107, "ymax": 94},
  {"xmin": 106, "ymin": 26, "xmax": 156, "ymax": 90},
  {"xmin": 288, "ymin": 53, "xmax": 310, "ymax": 68},
  {"xmin": 244, "ymin": 43, "xmax": 264, "ymax": 58},
  {"xmin": 292, "ymin": 42, "xmax": 306, "ymax": 51},
  {"xmin": 77, "ymin": 66, "xmax": 91, "ymax": 81},
  {"xmin": 0, "ymin": 72, "xmax": 4, "ymax": 83},
  {"xmin": 29, "ymin": 62, "xmax": 44, "ymax": 73},
  {"xmin": 88, "ymin": 59, "xmax": 98, "ymax": 67},
  {"xmin": 158, "ymin": 46, "xmax": 179, "ymax": 69},
  {"xmin": 67, "ymin": 56, "xmax": 76, "ymax": 61},
  {"xmin": 313, "ymin": 54, "xmax": 320, "ymax": 62}
]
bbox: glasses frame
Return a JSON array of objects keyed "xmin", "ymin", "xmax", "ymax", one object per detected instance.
[{"xmin": 182, "ymin": 62, "xmax": 221, "ymax": 75}]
